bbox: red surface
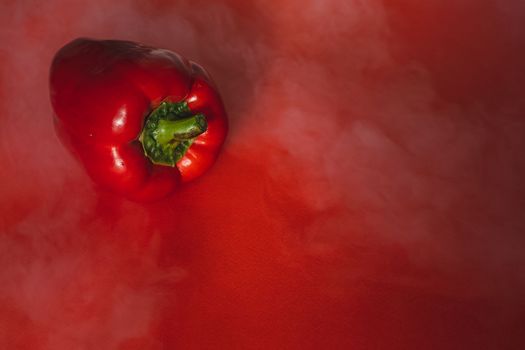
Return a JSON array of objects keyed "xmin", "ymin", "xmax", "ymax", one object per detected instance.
[{"xmin": 1, "ymin": 0, "xmax": 524, "ymax": 349}]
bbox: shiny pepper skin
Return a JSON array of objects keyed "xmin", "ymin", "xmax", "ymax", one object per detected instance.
[{"xmin": 50, "ymin": 38, "xmax": 228, "ymax": 201}]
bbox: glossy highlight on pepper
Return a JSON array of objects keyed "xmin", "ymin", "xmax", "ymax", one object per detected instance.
[{"xmin": 49, "ymin": 38, "xmax": 228, "ymax": 201}]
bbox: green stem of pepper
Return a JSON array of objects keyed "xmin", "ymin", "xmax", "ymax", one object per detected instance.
[{"xmin": 140, "ymin": 101, "xmax": 207, "ymax": 167}]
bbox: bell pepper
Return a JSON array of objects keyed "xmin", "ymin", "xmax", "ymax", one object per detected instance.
[{"xmin": 49, "ymin": 38, "xmax": 228, "ymax": 201}]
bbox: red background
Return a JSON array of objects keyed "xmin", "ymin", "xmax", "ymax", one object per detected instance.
[{"xmin": 1, "ymin": 0, "xmax": 524, "ymax": 349}]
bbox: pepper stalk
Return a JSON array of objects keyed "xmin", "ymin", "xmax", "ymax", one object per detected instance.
[{"xmin": 140, "ymin": 101, "xmax": 207, "ymax": 166}]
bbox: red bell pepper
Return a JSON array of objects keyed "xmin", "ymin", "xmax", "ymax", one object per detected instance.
[{"xmin": 50, "ymin": 38, "xmax": 228, "ymax": 201}]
